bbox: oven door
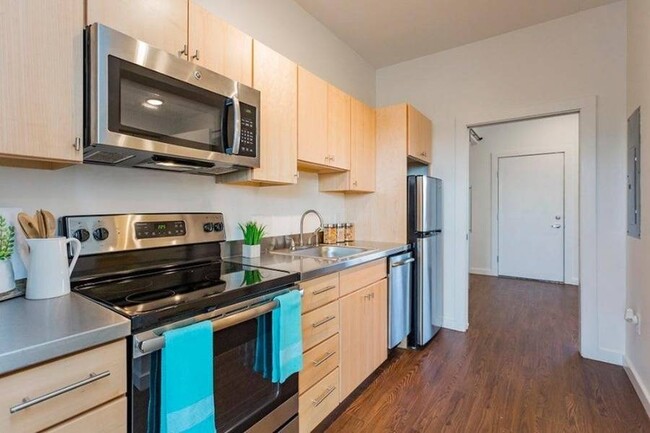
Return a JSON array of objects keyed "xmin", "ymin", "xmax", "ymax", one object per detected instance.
[
  {"xmin": 131, "ymin": 290, "xmax": 299, "ymax": 433},
  {"xmin": 86, "ymin": 23, "xmax": 260, "ymax": 171}
]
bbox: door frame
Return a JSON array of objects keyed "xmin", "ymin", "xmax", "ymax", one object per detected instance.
[
  {"xmin": 491, "ymin": 150, "xmax": 568, "ymax": 282},
  {"xmin": 453, "ymin": 96, "xmax": 619, "ymax": 365}
]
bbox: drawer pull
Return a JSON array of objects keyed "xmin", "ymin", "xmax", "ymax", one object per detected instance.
[
  {"xmin": 312, "ymin": 351, "xmax": 336, "ymax": 367},
  {"xmin": 312, "ymin": 285, "xmax": 336, "ymax": 296},
  {"xmin": 312, "ymin": 315, "xmax": 336, "ymax": 328},
  {"xmin": 312, "ymin": 385, "xmax": 336, "ymax": 407},
  {"xmin": 9, "ymin": 371, "xmax": 111, "ymax": 414}
]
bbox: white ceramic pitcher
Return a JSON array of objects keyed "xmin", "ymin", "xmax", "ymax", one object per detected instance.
[{"xmin": 26, "ymin": 237, "xmax": 81, "ymax": 300}]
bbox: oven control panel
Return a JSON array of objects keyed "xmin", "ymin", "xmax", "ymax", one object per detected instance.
[{"xmin": 63, "ymin": 213, "xmax": 226, "ymax": 256}]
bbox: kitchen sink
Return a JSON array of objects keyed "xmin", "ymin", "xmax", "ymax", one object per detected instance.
[{"xmin": 271, "ymin": 245, "xmax": 375, "ymax": 260}]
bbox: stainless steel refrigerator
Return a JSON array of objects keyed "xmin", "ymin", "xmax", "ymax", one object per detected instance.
[{"xmin": 407, "ymin": 175, "xmax": 443, "ymax": 346}]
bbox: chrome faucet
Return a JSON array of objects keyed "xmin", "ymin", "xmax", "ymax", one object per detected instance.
[{"xmin": 300, "ymin": 210, "xmax": 324, "ymax": 247}]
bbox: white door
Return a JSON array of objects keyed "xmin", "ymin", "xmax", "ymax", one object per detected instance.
[{"xmin": 498, "ymin": 153, "xmax": 565, "ymax": 282}]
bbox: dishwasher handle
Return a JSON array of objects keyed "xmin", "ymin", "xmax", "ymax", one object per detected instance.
[{"xmin": 391, "ymin": 258, "xmax": 415, "ymax": 267}]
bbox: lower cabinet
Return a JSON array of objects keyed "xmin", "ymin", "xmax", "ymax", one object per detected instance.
[
  {"xmin": 339, "ymin": 279, "xmax": 388, "ymax": 400},
  {"xmin": 298, "ymin": 259, "xmax": 387, "ymax": 432},
  {"xmin": 0, "ymin": 340, "xmax": 126, "ymax": 433}
]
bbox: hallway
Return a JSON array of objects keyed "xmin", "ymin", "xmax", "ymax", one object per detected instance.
[{"xmin": 323, "ymin": 275, "xmax": 650, "ymax": 432}]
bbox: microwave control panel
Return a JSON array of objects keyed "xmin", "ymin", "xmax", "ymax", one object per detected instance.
[{"xmin": 238, "ymin": 102, "xmax": 257, "ymax": 157}]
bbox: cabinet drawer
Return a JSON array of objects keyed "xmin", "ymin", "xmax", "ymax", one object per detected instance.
[
  {"xmin": 301, "ymin": 273, "xmax": 339, "ymax": 313},
  {"xmin": 0, "ymin": 340, "xmax": 126, "ymax": 433},
  {"xmin": 340, "ymin": 258, "xmax": 387, "ymax": 297},
  {"xmin": 43, "ymin": 397, "xmax": 127, "ymax": 433},
  {"xmin": 302, "ymin": 301, "xmax": 339, "ymax": 351},
  {"xmin": 299, "ymin": 368, "xmax": 340, "ymax": 433},
  {"xmin": 299, "ymin": 334, "xmax": 339, "ymax": 394}
]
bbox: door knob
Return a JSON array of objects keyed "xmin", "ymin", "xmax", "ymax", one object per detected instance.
[
  {"xmin": 555, "ymin": 215, "xmax": 562, "ymax": 220},
  {"xmin": 551, "ymin": 224, "xmax": 562, "ymax": 229}
]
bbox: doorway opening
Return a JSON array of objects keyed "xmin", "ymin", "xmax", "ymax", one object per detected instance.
[{"xmin": 468, "ymin": 113, "xmax": 579, "ymax": 285}]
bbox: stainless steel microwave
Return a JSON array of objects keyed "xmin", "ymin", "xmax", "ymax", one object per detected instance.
[{"xmin": 85, "ymin": 24, "xmax": 260, "ymax": 176}]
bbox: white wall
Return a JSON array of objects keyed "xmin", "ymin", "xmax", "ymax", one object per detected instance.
[
  {"xmin": 376, "ymin": 1, "xmax": 627, "ymax": 362},
  {"xmin": 194, "ymin": 0, "xmax": 376, "ymax": 106},
  {"xmin": 0, "ymin": 1, "xmax": 374, "ymax": 242},
  {"xmin": 626, "ymin": 0, "xmax": 650, "ymax": 416},
  {"xmin": 470, "ymin": 114, "xmax": 580, "ymax": 285}
]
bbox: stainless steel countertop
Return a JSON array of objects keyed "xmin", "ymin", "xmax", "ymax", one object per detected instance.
[
  {"xmin": 0, "ymin": 293, "xmax": 130, "ymax": 375},
  {"xmin": 227, "ymin": 241, "xmax": 410, "ymax": 281}
]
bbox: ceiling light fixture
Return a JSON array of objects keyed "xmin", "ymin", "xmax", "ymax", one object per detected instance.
[{"xmin": 145, "ymin": 98, "xmax": 164, "ymax": 106}]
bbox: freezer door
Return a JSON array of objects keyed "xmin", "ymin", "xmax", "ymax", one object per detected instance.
[
  {"xmin": 415, "ymin": 176, "xmax": 442, "ymax": 232},
  {"xmin": 388, "ymin": 252, "xmax": 413, "ymax": 348},
  {"xmin": 414, "ymin": 233, "xmax": 442, "ymax": 345}
]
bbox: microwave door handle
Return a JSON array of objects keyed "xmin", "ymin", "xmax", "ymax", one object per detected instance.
[{"xmin": 231, "ymin": 96, "xmax": 241, "ymax": 155}]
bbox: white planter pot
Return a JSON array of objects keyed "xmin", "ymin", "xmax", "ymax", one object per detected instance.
[
  {"xmin": 0, "ymin": 259, "xmax": 15, "ymax": 294},
  {"xmin": 242, "ymin": 244, "xmax": 261, "ymax": 258}
]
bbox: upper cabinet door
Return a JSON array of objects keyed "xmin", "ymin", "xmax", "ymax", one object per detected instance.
[
  {"xmin": 0, "ymin": 0, "xmax": 83, "ymax": 165},
  {"xmin": 327, "ymin": 85, "xmax": 351, "ymax": 170},
  {"xmin": 350, "ymin": 98, "xmax": 376, "ymax": 192},
  {"xmin": 407, "ymin": 104, "xmax": 432, "ymax": 164},
  {"xmin": 298, "ymin": 67, "xmax": 328, "ymax": 166},
  {"xmin": 188, "ymin": 2, "xmax": 252, "ymax": 87},
  {"xmin": 87, "ymin": 0, "xmax": 188, "ymax": 58},
  {"xmin": 251, "ymin": 41, "xmax": 298, "ymax": 184}
]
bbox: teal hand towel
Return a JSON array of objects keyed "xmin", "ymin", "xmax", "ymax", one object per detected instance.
[
  {"xmin": 272, "ymin": 290, "xmax": 303, "ymax": 383},
  {"xmin": 161, "ymin": 321, "xmax": 216, "ymax": 433}
]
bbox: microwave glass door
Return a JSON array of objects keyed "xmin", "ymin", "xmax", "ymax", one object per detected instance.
[
  {"xmin": 131, "ymin": 310, "xmax": 298, "ymax": 433},
  {"xmin": 108, "ymin": 56, "xmax": 237, "ymax": 154}
]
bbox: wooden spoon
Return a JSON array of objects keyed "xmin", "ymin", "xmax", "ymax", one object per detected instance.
[
  {"xmin": 17, "ymin": 212, "xmax": 41, "ymax": 239},
  {"xmin": 36, "ymin": 210, "xmax": 47, "ymax": 239},
  {"xmin": 41, "ymin": 210, "xmax": 57, "ymax": 238}
]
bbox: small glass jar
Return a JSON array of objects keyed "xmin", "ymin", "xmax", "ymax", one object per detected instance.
[
  {"xmin": 323, "ymin": 224, "xmax": 337, "ymax": 244},
  {"xmin": 336, "ymin": 223, "xmax": 346, "ymax": 243},
  {"xmin": 344, "ymin": 223, "xmax": 355, "ymax": 242}
]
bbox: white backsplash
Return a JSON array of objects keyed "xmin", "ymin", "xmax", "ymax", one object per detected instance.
[{"xmin": 0, "ymin": 164, "xmax": 345, "ymax": 241}]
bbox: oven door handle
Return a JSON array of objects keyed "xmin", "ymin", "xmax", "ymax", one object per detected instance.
[{"xmin": 136, "ymin": 300, "xmax": 278, "ymax": 356}]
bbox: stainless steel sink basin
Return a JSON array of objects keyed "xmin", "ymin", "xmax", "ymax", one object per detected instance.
[{"xmin": 271, "ymin": 245, "xmax": 374, "ymax": 261}]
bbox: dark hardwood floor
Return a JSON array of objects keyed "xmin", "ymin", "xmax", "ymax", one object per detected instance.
[{"xmin": 324, "ymin": 275, "xmax": 650, "ymax": 433}]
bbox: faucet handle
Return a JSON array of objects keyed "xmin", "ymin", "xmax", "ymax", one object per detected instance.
[
  {"xmin": 285, "ymin": 236, "xmax": 296, "ymax": 251},
  {"xmin": 309, "ymin": 227, "xmax": 323, "ymax": 247}
]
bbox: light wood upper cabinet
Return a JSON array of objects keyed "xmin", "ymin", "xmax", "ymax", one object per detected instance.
[
  {"xmin": 87, "ymin": 0, "xmax": 188, "ymax": 58},
  {"xmin": 339, "ymin": 278, "xmax": 388, "ymax": 400},
  {"xmin": 319, "ymin": 98, "xmax": 375, "ymax": 193},
  {"xmin": 326, "ymin": 85, "xmax": 351, "ymax": 170},
  {"xmin": 298, "ymin": 67, "xmax": 328, "ymax": 166},
  {"xmin": 0, "ymin": 0, "xmax": 83, "ymax": 168},
  {"xmin": 407, "ymin": 104, "xmax": 432, "ymax": 164},
  {"xmin": 188, "ymin": 2, "xmax": 252, "ymax": 87}
]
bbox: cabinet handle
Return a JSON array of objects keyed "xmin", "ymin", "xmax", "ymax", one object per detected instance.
[
  {"xmin": 352, "ymin": 181, "xmax": 358, "ymax": 187},
  {"xmin": 312, "ymin": 315, "xmax": 335, "ymax": 328},
  {"xmin": 364, "ymin": 292, "xmax": 375, "ymax": 300},
  {"xmin": 312, "ymin": 285, "xmax": 336, "ymax": 295},
  {"xmin": 178, "ymin": 44, "xmax": 188, "ymax": 58},
  {"xmin": 313, "ymin": 351, "xmax": 336, "ymax": 367},
  {"xmin": 420, "ymin": 152, "xmax": 427, "ymax": 157},
  {"xmin": 9, "ymin": 371, "xmax": 111, "ymax": 414},
  {"xmin": 312, "ymin": 385, "xmax": 336, "ymax": 407},
  {"xmin": 73, "ymin": 137, "xmax": 81, "ymax": 151},
  {"xmin": 330, "ymin": 155, "xmax": 335, "ymax": 161},
  {"xmin": 192, "ymin": 49, "xmax": 200, "ymax": 61}
]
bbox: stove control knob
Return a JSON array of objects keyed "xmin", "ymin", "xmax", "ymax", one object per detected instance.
[
  {"xmin": 213, "ymin": 222, "xmax": 224, "ymax": 232},
  {"xmin": 203, "ymin": 223, "xmax": 214, "ymax": 233},
  {"xmin": 73, "ymin": 229, "xmax": 90, "ymax": 242},
  {"xmin": 93, "ymin": 227, "xmax": 109, "ymax": 241}
]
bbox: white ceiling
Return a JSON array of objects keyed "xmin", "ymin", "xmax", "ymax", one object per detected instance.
[{"xmin": 293, "ymin": 0, "xmax": 621, "ymax": 68}]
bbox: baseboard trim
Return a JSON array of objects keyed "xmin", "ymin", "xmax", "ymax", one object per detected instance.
[
  {"xmin": 442, "ymin": 317, "xmax": 468, "ymax": 332},
  {"xmin": 469, "ymin": 267, "xmax": 495, "ymax": 276},
  {"xmin": 624, "ymin": 355, "xmax": 650, "ymax": 419}
]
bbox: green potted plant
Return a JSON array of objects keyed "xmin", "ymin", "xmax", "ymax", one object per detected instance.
[
  {"xmin": 0, "ymin": 216, "xmax": 16, "ymax": 293},
  {"xmin": 238, "ymin": 221, "xmax": 266, "ymax": 258}
]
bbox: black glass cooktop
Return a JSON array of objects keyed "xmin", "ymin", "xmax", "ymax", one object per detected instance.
[{"xmin": 73, "ymin": 261, "xmax": 299, "ymax": 332}]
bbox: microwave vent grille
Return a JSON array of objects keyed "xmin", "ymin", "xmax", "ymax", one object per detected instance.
[{"xmin": 85, "ymin": 150, "xmax": 136, "ymax": 165}]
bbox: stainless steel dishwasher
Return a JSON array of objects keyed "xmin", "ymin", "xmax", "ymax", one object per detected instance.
[{"xmin": 388, "ymin": 251, "xmax": 414, "ymax": 348}]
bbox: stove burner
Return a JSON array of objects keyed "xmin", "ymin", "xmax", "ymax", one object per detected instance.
[{"xmin": 125, "ymin": 289, "xmax": 176, "ymax": 304}]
